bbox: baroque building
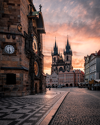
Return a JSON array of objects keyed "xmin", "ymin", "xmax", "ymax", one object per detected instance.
[
  {"xmin": 0, "ymin": 0, "xmax": 46, "ymax": 96},
  {"xmin": 84, "ymin": 50, "xmax": 100, "ymax": 82}
]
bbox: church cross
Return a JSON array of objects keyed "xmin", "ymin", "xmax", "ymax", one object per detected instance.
[{"xmin": 39, "ymin": 4, "xmax": 42, "ymax": 12}]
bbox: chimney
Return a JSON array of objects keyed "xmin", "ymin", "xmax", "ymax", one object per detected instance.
[{"xmin": 95, "ymin": 51, "xmax": 97, "ymax": 55}]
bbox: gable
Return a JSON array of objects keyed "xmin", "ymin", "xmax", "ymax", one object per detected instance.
[{"xmin": 90, "ymin": 54, "xmax": 95, "ymax": 61}]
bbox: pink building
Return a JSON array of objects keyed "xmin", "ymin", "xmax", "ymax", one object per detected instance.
[
  {"xmin": 74, "ymin": 70, "xmax": 85, "ymax": 86},
  {"xmin": 58, "ymin": 69, "xmax": 84, "ymax": 87}
]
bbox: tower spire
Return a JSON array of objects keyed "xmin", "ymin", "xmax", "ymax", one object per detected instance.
[
  {"xmin": 64, "ymin": 36, "xmax": 72, "ymax": 55},
  {"xmin": 55, "ymin": 37, "xmax": 56, "ymax": 47},
  {"xmin": 53, "ymin": 37, "xmax": 58, "ymax": 55}
]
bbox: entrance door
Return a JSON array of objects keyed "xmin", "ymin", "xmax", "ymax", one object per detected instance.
[
  {"xmin": 35, "ymin": 83, "xmax": 37, "ymax": 94},
  {"xmin": 6, "ymin": 74, "xmax": 16, "ymax": 85},
  {"xmin": 66, "ymin": 84, "xmax": 68, "ymax": 87}
]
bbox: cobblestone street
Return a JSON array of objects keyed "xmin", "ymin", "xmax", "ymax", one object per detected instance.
[
  {"xmin": 0, "ymin": 89, "xmax": 67, "ymax": 125},
  {"xmin": 0, "ymin": 88, "xmax": 100, "ymax": 125},
  {"xmin": 49, "ymin": 88, "xmax": 100, "ymax": 125}
]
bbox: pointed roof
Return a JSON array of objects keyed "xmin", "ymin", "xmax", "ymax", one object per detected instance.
[
  {"xmin": 53, "ymin": 37, "xmax": 58, "ymax": 55},
  {"xmin": 66, "ymin": 38, "xmax": 71, "ymax": 50},
  {"xmin": 64, "ymin": 37, "xmax": 72, "ymax": 55},
  {"xmin": 54, "ymin": 40, "xmax": 57, "ymax": 48}
]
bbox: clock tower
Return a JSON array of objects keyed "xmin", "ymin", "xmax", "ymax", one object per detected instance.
[{"xmin": 0, "ymin": 0, "xmax": 46, "ymax": 96}]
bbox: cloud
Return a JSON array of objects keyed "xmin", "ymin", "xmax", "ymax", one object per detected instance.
[
  {"xmin": 34, "ymin": 0, "xmax": 100, "ymax": 74},
  {"xmin": 72, "ymin": 57, "xmax": 84, "ymax": 68}
]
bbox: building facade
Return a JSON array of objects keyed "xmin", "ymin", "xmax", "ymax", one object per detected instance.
[
  {"xmin": 46, "ymin": 38, "xmax": 84, "ymax": 87},
  {"xmin": 0, "ymin": 0, "xmax": 46, "ymax": 96},
  {"xmin": 74, "ymin": 70, "xmax": 85, "ymax": 86},
  {"xmin": 46, "ymin": 72, "xmax": 58, "ymax": 87},
  {"xmin": 84, "ymin": 50, "xmax": 100, "ymax": 82}
]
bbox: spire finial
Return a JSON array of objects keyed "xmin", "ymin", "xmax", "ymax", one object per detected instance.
[
  {"xmin": 55, "ymin": 37, "xmax": 57, "ymax": 48},
  {"xmin": 39, "ymin": 4, "xmax": 42, "ymax": 12},
  {"xmin": 67, "ymin": 35, "xmax": 69, "ymax": 42},
  {"xmin": 67, "ymin": 35, "xmax": 68, "ymax": 39}
]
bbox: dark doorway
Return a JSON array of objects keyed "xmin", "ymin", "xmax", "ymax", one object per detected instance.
[
  {"xmin": 52, "ymin": 84, "xmax": 54, "ymax": 88},
  {"xmin": 35, "ymin": 83, "xmax": 37, "ymax": 94},
  {"xmin": 70, "ymin": 84, "xmax": 72, "ymax": 87},
  {"xmin": 66, "ymin": 84, "xmax": 68, "ymax": 87},
  {"xmin": 6, "ymin": 74, "xmax": 16, "ymax": 85}
]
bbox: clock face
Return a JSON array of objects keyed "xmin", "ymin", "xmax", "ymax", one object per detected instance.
[
  {"xmin": 4, "ymin": 45, "xmax": 15, "ymax": 54},
  {"xmin": 34, "ymin": 61, "xmax": 39, "ymax": 76},
  {"xmin": 32, "ymin": 36, "xmax": 38, "ymax": 54}
]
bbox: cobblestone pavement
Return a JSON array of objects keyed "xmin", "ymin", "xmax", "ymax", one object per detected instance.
[
  {"xmin": 49, "ymin": 88, "xmax": 100, "ymax": 125},
  {"xmin": 0, "ymin": 89, "xmax": 67, "ymax": 125}
]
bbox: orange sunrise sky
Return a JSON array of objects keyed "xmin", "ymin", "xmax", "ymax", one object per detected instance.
[{"xmin": 34, "ymin": 0, "xmax": 100, "ymax": 74}]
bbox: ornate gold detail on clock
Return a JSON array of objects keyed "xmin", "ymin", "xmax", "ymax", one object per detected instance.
[
  {"xmin": 32, "ymin": 36, "xmax": 38, "ymax": 54},
  {"xmin": 17, "ymin": 24, "xmax": 22, "ymax": 32},
  {"xmin": 34, "ymin": 61, "xmax": 39, "ymax": 76}
]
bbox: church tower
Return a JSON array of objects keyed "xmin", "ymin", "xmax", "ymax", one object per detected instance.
[
  {"xmin": 51, "ymin": 38, "xmax": 59, "ymax": 74},
  {"xmin": 64, "ymin": 38, "xmax": 73, "ymax": 72}
]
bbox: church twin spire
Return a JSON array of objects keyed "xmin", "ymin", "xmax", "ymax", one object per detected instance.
[{"xmin": 53, "ymin": 36, "xmax": 72, "ymax": 56}]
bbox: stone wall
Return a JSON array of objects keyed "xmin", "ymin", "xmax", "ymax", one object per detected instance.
[
  {"xmin": 0, "ymin": 0, "xmax": 20, "ymax": 33},
  {"xmin": 0, "ymin": 0, "xmax": 30, "ymax": 96},
  {"xmin": 0, "ymin": 70, "xmax": 30, "ymax": 96}
]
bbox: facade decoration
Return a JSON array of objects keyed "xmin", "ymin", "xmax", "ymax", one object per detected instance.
[{"xmin": 0, "ymin": 0, "xmax": 46, "ymax": 96}]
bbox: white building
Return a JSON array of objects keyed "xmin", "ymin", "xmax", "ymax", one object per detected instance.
[
  {"xmin": 84, "ymin": 50, "xmax": 100, "ymax": 82},
  {"xmin": 46, "ymin": 72, "xmax": 58, "ymax": 87}
]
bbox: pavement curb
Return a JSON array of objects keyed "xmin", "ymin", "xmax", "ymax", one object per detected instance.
[{"xmin": 37, "ymin": 91, "xmax": 69, "ymax": 125}]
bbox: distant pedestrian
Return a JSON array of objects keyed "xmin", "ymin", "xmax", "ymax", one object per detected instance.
[{"xmin": 49, "ymin": 86, "xmax": 51, "ymax": 90}]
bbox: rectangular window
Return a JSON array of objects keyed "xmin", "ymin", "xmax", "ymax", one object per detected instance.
[{"xmin": 6, "ymin": 74, "xmax": 16, "ymax": 85}]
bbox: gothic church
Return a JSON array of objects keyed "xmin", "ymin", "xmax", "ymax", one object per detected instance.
[{"xmin": 51, "ymin": 38, "xmax": 73, "ymax": 74}]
